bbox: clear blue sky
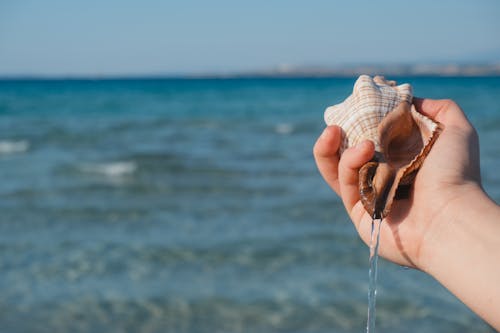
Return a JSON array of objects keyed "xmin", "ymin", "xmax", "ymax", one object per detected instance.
[{"xmin": 1, "ymin": 0, "xmax": 499, "ymax": 76}]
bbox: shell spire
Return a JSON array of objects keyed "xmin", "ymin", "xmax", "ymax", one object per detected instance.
[{"xmin": 325, "ymin": 75, "xmax": 413, "ymax": 153}]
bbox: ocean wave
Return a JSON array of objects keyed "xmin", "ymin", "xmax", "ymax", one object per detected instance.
[
  {"xmin": 79, "ymin": 161, "xmax": 137, "ymax": 177},
  {"xmin": 275, "ymin": 123, "xmax": 294, "ymax": 135},
  {"xmin": 0, "ymin": 140, "xmax": 29, "ymax": 154}
]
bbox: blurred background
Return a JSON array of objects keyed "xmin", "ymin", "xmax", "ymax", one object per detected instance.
[{"xmin": 0, "ymin": 1, "xmax": 499, "ymax": 332}]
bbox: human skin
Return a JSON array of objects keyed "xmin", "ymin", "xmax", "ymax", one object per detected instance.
[{"xmin": 313, "ymin": 98, "xmax": 500, "ymax": 330}]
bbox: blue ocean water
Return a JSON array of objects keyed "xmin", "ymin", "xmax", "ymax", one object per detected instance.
[{"xmin": 0, "ymin": 77, "xmax": 498, "ymax": 333}]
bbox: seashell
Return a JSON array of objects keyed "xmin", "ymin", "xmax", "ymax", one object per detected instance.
[{"xmin": 324, "ymin": 75, "xmax": 441, "ymax": 219}]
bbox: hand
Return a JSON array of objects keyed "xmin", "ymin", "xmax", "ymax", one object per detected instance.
[
  {"xmin": 313, "ymin": 98, "xmax": 480, "ymax": 270},
  {"xmin": 314, "ymin": 97, "xmax": 500, "ymax": 329}
]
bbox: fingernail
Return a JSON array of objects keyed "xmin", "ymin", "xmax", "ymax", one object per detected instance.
[
  {"xmin": 355, "ymin": 140, "xmax": 369, "ymax": 150},
  {"xmin": 320, "ymin": 127, "xmax": 330, "ymax": 139}
]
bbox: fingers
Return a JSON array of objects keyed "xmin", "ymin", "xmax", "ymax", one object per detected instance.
[
  {"xmin": 413, "ymin": 97, "xmax": 446, "ymax": 119},
  {"xmin": 338, "ymin": 140, "xmax": 375, "ymax": 214},
  {"xmin": 413, "ymin": 97, "xmax": 471, "ymax": 128},
  {"xmin": 313, "ymin": 126, "xmax": 342, "ymax": 194}
]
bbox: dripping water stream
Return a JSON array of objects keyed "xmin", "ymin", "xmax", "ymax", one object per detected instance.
[{"xmin": 366, "ymin": 217, "xmax": 383, "ymax": 333}]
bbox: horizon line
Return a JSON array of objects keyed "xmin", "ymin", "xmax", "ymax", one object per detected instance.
[{"xmin": 1, "ymin": 62, "xmax": 500, "ymax": 80}]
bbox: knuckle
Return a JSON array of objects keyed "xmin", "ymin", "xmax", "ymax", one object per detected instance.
[{"xmin": 440, "ymin": 99, "xmax": 459, "ymax": 112}]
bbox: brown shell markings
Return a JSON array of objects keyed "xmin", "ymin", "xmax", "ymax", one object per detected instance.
[{"xmin": 324, "ymin": 75, "xmax": 442, "ymax": 219}]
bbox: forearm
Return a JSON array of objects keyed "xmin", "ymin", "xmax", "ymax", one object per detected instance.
[{"xmin": 422, "ymin": 184, "xmax": 500, "ymax": 330}]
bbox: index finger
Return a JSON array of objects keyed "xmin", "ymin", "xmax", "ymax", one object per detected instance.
[
  {"xmin": 413, "ymin": 97, "xmax": 445, "ymax": 119},
  {"xmin": 313, "ymin": 126, "xmax": 342, "ymax": 195},
  {"xmin": 413, "ymin": 97, "xmax": 473, "ymax": 128}
]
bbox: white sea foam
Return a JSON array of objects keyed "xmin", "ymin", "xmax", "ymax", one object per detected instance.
[
  {"xmin": 275, "ymin": 123, "xmax": 294, "ymax": 135},
  {"xmin": 0, "ymin": 140, "xmax": 30, "ymax": 154},
  {"xmin": 80, "ymin": 161, "xmax": 137, "ymax": 177}
]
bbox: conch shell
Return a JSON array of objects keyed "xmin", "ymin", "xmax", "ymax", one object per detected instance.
[{"xmin": 324, "ymin": 75, "xmax": 441, "ymax": 219}]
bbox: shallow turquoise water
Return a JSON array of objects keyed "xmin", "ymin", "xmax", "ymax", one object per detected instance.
[{"xmin": 0, "ymin": 77, "xmax": 498, "ymax": 332}]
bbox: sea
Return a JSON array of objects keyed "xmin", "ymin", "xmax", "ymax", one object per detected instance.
[{"xmin": 0, "ymin": 77, "xmax": 498, "ymax": 333}]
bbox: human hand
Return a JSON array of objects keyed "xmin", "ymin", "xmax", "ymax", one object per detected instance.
[{"xmin": 313, "ymin": 98, "xmax": 481, "ymax": 270}]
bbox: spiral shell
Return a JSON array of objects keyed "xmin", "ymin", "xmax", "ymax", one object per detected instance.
[{"xmin": 323, "ymin": 75, "xmax": 441, "ymax": 219}]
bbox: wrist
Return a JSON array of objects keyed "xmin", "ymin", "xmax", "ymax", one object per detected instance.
[
  {"xmin": 418, "ymin": 183, "xmax": 500, "ymax": 329},
  {"xmin": 419, "ymin": 182, "xmax": 498, "ymax": 274}
]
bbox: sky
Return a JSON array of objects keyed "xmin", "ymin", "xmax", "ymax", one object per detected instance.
[{"xmin": 0, "ymin": 0, "xmax": 499, "ymax": 76}]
